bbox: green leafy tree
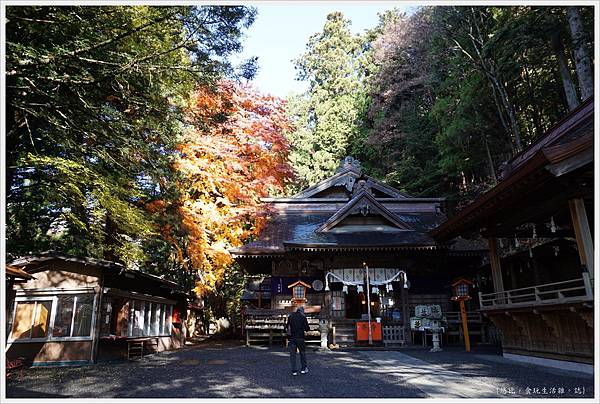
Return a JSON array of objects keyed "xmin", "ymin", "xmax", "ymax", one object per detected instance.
[
  {"xmin": 356, "ymin": 5, "xmax": 593, "ymax": 206},
  {"xmin": 5, "ymin": 6, "xmax": 256, "ymax": 269}
]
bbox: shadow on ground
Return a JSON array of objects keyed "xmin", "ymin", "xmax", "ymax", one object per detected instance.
[{"xmin": 5, "ymin": 341, "xmax": 594, "ymax": 399}]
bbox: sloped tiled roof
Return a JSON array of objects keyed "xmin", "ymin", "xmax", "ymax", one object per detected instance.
[
  {"xmin": 231, "ymin": 209, "xmax": 448, "ymax": 256},
  {"xmin": 317, "ymin": 190, "xmax": 413, "ymax": 232},
  {"xmin": 231, "ymin": 156, "xmax": 489, "ymax": 257}
]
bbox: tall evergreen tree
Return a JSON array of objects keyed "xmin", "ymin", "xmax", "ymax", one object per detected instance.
[{"xmin": 286, "ymin": 12, "xmax": 369, "ymax": 189}]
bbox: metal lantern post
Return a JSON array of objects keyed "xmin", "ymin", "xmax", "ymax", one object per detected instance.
[{"xmin": 451, "ymin": 278, "xmax": 474, "ymax": 352}]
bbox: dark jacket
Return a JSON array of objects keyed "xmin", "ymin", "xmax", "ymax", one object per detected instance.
[{"xmin": 287, "ymin": 311, "xmax": 310, "ymax": 339}]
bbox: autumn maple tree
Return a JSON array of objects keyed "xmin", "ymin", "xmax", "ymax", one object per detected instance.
[{"xmin": 151, "ymin": 81, "xmax": 293, "ymax": 296}]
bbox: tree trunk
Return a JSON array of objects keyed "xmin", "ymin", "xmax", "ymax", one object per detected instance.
[
  {"xmin": 482, "ymin": 134, "xmax": 498, "ymax": 184},
  {"xmin": 567, "ymin": 7, "xmax": 594, "ymax": 101},
  {"xmin": 488, "ymin": 61, "xmax": 523, "ymax": 152},
  {"xmin": 466, "ymin": 8, "xmax": 523, "ymax": 152},
  {"xmin": 104, "ymin": 215, "xmax": 119, "ymax": 262},
  {"xmin": 523, "ymin": 65, "xmax": 543, "ymax": 135},
  {"xmin": 551, "ymin": 32, "xmax": 579, "ymax": 111}
]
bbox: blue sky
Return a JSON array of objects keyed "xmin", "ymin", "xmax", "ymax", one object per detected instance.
[{"xmin": 233, "ymin": 3, "xmax": 416, "ymax": 98}]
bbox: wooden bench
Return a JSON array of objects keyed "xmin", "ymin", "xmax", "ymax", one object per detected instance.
[
  {"xmin": 244, "ymin": 309, "xmax": 288, "ymax": 346},
  {"xmin": 244, "ymin": 309, "xmax": 322, "ymax": 347},
  {"xmin": 127, "ymin": 337, "xmax": 159, "ymax": 359}
]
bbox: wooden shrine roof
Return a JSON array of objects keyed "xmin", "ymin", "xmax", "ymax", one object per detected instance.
[{"xmin": 231, "ymin": 158, "xmax": 486, "ymax": 258}]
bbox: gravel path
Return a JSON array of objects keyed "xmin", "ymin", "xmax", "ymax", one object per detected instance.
[{"xmin": 5, "ymin": 341, "xmax": 594, "ymax": 399}]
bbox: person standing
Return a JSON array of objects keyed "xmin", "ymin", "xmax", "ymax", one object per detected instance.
[{"xmin": 286, "ymin": 306, "xmax": 310, "ymax": 376}]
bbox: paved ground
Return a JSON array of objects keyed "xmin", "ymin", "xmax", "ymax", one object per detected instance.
[{"xmin": 5, "ymin": 340, "xmax": 595, "ymax": 399}]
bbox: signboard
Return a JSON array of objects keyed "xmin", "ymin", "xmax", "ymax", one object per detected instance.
[
  {"xmin": 414, "ymin": 305, "xmax": 442, "ymax": 319},
  {"xmin": 410, "ymin": 317, "xmax": 444, "ymax": 331}
]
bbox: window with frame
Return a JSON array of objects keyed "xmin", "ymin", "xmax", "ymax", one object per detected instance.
[
  {"xmin": 132, "ymin": 300, "xmax": 144, "ymax": 337},
  {"xmin": 165, "ymin": 305, "xmax": 172, "ymax": 335},
  {"xmin": 125, "ymin": 300, "xmax": 172, "ymax": 337},
  {"xmin": 52, "ymin": 296, "xmax": 74, "ymax": 337},
  {"xmin": 144, "ymin": 301, "xmax": 152, "ymax": 336},
  {"xmin": 72, "ymin": 295, "xmax": 94, "ymax": 337},
  {"xmin": 152, "ymin": 304, "xmax": 160, "ymax": 335},
  {"xmin": 51, "ymin": 295, "xmax": 94, "ymax": 338},
  {"xmin": 11, "ymin": 300, "xmax": 52, "ymax": 340},
  {"xmin": 159, "ymin": 304, "xmax": 166, "ymax": 335}
]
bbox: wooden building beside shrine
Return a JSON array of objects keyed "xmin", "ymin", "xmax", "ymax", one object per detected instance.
[
  {"xmin": 6, "ymin": 252, "xmax": 189, "ymax": 366},
  {"xmin": 232, "ymin": 157, "xmax": 487, "ymax": 347},
  {"xmin": 431, "ymin": 98, "xmax": 594, "ymax": 372}
]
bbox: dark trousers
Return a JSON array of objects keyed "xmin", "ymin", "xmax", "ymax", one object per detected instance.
[{"xmin": 289, "ymin": 337, "xmax": 307, "ymax": 372}]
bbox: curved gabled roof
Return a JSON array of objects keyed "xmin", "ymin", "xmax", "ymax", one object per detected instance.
[{"xmin": 231, "ymin": 157, "xmax": 452, "ymax": 257}]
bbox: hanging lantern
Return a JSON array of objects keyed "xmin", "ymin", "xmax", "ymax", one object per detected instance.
[
  {"xmin": 372, "ymin": 286, "xmax": 379, "ymax": 294},
  {"xmin": 514, "ymin": 235, "xmax": 520, "ymax": 247},
  {"xmin": 550, "ymin": 216, "xmax": 556, "ymax": 233},
  {"xmin": 342, "ymin": 285, "xmax": 348, "ymax": 294},
  {"xmin": 357, "ymin": 285, "xmax": 363, "ymax": 293},
  {"xmin": 386, "ymin": 283, "xmax": 393, "ymax": 292}
]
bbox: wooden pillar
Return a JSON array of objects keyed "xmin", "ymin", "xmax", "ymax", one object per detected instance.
[
  {"xmin": 323, "ymin": 288, "xmax": 331, "ymax": 313},
  {"xmin": 569, "ymin": 198, "xmax": 594, "ymax": 279},
  {"xmin": 531, "ymin": 259, "xmax": 543, "ymax": 285},
  {"xmin": 459, "ymin": 299, "xmax": 471, "ymax": 352},
  {"xmin": 509, "ymin": 262, "xmax": 518, "ymax": 289},
  {"xmin": 6, "ymin": 279, "xmax": 15, "ymax": 337},
  {"xmin": 400, "ymin": 278, "xmax": 410, "ymax": 343},
  {"xmin": 488, "ymin": 238, "xmax": 505, "ymax": 293}
]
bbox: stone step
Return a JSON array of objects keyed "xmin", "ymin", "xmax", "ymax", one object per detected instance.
[{"xmin": 334, "ymin": 332, "xmax": 356, "ymax": 338}]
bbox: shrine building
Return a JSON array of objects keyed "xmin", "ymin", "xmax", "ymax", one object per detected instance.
[
  {"xmin": 232, "ymin": 157, "xmax": 486, "ymax": 347},
  {"xmin": 432, "ymin": 97, "xmax": 594, "ymax": 372}
]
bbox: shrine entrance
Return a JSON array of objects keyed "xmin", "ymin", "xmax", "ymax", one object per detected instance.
[
  {"xmin": 326, "ymin": 268, "xmax": 407, "ymax": 321},
  {"xmin": 345, "ymin": 288, "xmax": 363, "ymax": 319},
  {"xmin": 331, "ymin": 287, "xmax": 375, "ymax": 319}
]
